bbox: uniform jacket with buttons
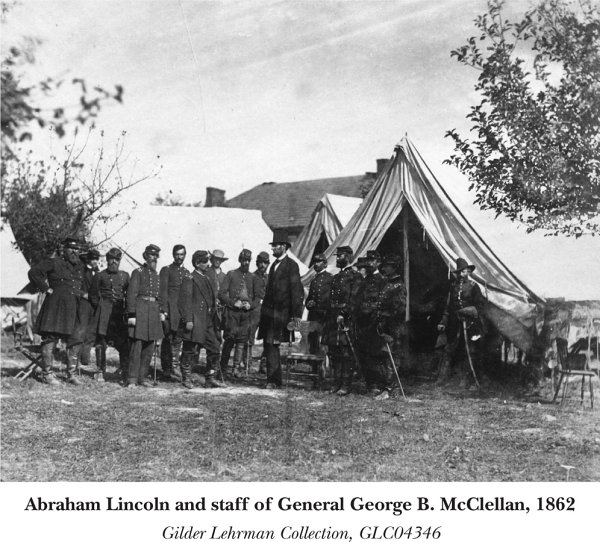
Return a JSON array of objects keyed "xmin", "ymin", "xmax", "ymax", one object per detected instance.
[
  {"xmin": 439, "ymin": 277, "xmax": 485, "ymax": 338},
  {"xmin": 89, "ymin": 269, "xmax": 130, "ymax": 336},
  {"xmin": 159, "ymin": 262, "xmax": 190, "ymax": 331},
  {"xmin": 321, "ymin": 266, "xmax": 362, "ymax": 346},
  {"xmin": 126, "ymin": 264, "xmax": 163, "ymax": 341},
  {"xmin": 305, "ymin": 270, "xmax": 332, "ymax": 322}
]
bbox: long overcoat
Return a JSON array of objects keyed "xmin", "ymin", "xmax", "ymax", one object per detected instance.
[
  {"xmin": 159, "ymin": 263, "xmax": 190, "ymax": 332},
  {"xmin": 126, "ymin": 265, "xmax": 164, "ymax": 341},
  {"xmin": 178, "ymin": 271, "xmax": 217, "ymax": 344},
  {"xmin": 306, "ymin": 270, "xmax": 333, "ymax": 323},
  {"xmin": 29, "ymin": 256, "xmax": 85, "ymax": 337},
  {"xmin": 257, "ymin": 256, "xmax": 304, "ymax": 344}
]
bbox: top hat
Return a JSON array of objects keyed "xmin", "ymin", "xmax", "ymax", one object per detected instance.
[
  {"xmin": 269, "ymin": 231, "xmax": 291, "ymax": 247},
  {"xmin": 210, "ymin": 249, "xmax": 228, "ymax": 261},
  {"xmin": 453, "ymin": 257, "xmax": 475, "ymax": 274},
  {"xmin": 106, "ymin": 248, "xmax": 122, "ymax": 260},
  {"xmin": 144, "ymin": 244, "xmax": 161, "ymax": 256},
  {"xmin": 192, "ymin": 250, "xmax": 210, "ymax": 264},
  {"xmin": 256, "ymin": 251, "xmax": 270, "ymax": 263},
  {"xmin": 239, "ymin": 249, "xmax": 252, "ymax": 261}
]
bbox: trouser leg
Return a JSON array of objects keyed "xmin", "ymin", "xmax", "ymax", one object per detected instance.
[
  {"xmin": 65, "ymin": 342, "xmax": 82, "ymax": 384},
  {"xmin": 160, "ymin": 332, "xmax": 173, "ymax": 376},
  {"xmin": 220, "ymin": 338, "xmax": 235, "ymax": 375},
  {"xmin": 180, "ymin": 341, "xmax": 196, "ymax": 388},
  {"xmin": 265, "ymin": 343, "xmax": 282, "ymax": 386},
  {"xmin": 170, "ymin": 332, "xmax": 183, "ymax": 379},
  {"xmin": 139, "ymin": 340, "xmax": 155, "ymax": 384},
  {"xmin": 340, "ymin": 349, "xmax": 354, "ymax": 391},
  {"xmin": 128, "ymin": 339, "xmax": 141, "ymax": 385},
  {"xmin": 233, "ymin": 341, "xmax": 245, "ymax": 377}
]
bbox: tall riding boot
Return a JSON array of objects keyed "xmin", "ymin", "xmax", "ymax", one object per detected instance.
[
  {"xmin": 160, "ymin": 333, "xmax": 173, "ymax": 378},
  {"xmin": 338, "ymin": 355, "xmax": 353, "ymax": 396},
  {"xmin": 436, "ymin": 349, "xmax": 452, "ymax": 384},
  {"xmin": 220, "ymin": 338, "xmax": 234, "ymax": 378},
  {"xmin": 40, "ymin": 341, "xmax": 59, "ymax": 385},
  {"xmin": 170, "ymin": 336, "xmax": 183, "ymax": 381},
  {"xmin": 66, "ymin": 344, "xmax": 82, "ymax": 385},
  {"xmin": 329, "ymin": 356, "xmax": 342, "ymax": 394},
  {"xmin": 180, "ymin": 351, "xmax": 194, "ymax": 389},
  {"xmin": 233, "ymin": 342, "xmax": 246, "ymax": 378},
  {"xmin": 94, "ymin": 344, "xmax": 106, "ymax": 382}
]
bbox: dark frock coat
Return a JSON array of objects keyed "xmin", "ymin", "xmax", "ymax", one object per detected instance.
[
  {"xmin": 159, "ymin": 263, "xmax": 190, "ymax": 332},
  {"xmin": 375, "ymin": 275, "xmax": 408, "ymax": 357},
  {"xmin": 89, "ymin": 269, "xmax": 130, "ymax": 336},
  {"xmin": 354, "ymin": 272, "xmax": 388, "ymax": 351},
  {"xmin": 257, "ymin": 255, "xmax": 304, "ymax": 344},
  {"xmin": 178, "ymin": 271, "xmax": 218, "ymax": 345},
  {"xmin": 29, "ymin": 256, "xmax": 85, "ymax": 337},
  {"xmin": 126, "ymin": 265, "xmax": 164, "ymax": 341}
]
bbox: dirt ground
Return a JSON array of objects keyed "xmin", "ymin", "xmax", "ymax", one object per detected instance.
[{"xmin": 1, "ymin": 344, "xmax": 599, "ymax": 482}]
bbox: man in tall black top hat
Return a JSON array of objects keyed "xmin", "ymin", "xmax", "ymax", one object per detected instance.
[{"xmin": 257, "ymin": 231, "xmax": 304, "ymax": 389}]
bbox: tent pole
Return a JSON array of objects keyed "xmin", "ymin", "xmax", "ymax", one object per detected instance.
[{"xmin": 403, "ymin": 210, "xmax": 410, "ymax": 322}]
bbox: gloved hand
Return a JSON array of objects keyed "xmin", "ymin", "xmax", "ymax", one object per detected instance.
[
  {"xmin": 242, "ymin": 301, "xmax": 251, "ymax": 311},
  {"xmin": 306, "ymin": 300, "xmax": 315, "ymax": 309},
  {"xmin": 437, "ymin": 323, "xmax": 446, "ymax": 331},
  {"xmin": 336, "ymin": 315, "xmax": 345, "ymax": 326},
  {"xmin": 160, "ymin": 312, "xmax": 167, "ymax": 322},
  {"xmin": 234, "ymin": 300, "xmax": 244, "ymax": 309},
  {"xmin": 382, "ymin": 333, "xmax": 393, "ymax": 344},
  {"xmin": 127, "ymin": 317, "xmax": 136, "ymax": 327},
  {"xmin": 185, "ymin": 321, "xmax": 194, "ymax": 331}
]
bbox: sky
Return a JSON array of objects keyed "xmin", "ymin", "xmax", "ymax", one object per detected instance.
[{"xmin": 2, "ymin": 0, "xmax": 531, "ymax": 206}]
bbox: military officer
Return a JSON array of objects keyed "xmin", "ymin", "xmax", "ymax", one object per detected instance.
[
  {"xmin": 159, "ymin": 244, "xmax": 190, "ymax": 381},
  {"xmin": 305, "ymin": 253, "xmax": 332, "ymax": 355},
  {"xmin": 219, "ymin": 249, "xmax": 263, "ymax": 378},
  {"xmin": 178, "ymin": 250, "xmax": 223, "ymax": 389},
  {"xmin": 251, "ymin": 251, "xmax": 269, "ymax": 373},
  {"xmin": 79, "ymin": 248, "xmax": 101, "ymax": 371},
  {"xmin": 321, "ymin": 246, "xmax": 362, "ymax": 395},
  {"xmin": 126, "ymin": 244, "xmax": 164, "ymax": 387},
  {"xmin": 89, "ymin": 248, "xmax": 130, "ymax": 383},
  {"xmin": 28, "ymin": 237, "xmax": 86, "ymax": 385},
  {"xmin": 354, "ymin": 250, "xmax": 388, "ymax": 396},
  {"xmin": 436, "ymin": 257, "xmax": 486, "ymax": 386},
  {"xmin": 375, "ymin": 254, "xmax": 408, "ymax": 399}
]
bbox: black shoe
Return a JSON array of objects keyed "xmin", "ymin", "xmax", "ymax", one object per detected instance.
[
  {"xmin": 336, "ymin": 387, "xmax": 351, "ymax": 396},
  {"xmin": 205, "ymin": 378, "xmax": 224, "ymax": 389},
  {"xmin": 182, "ymin": 380, "xmax": 194, "ymax": 389},
  {"xmin": 329, "ymin": 384, "xmax": 342, "ymax": 394},
  {"xmin": 139, "ymin": 380, "xmax": 155, "ymax": 388}
]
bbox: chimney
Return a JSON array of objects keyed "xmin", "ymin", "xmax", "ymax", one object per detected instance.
[
  {"xmin": 205, "ymin": 187, "xmax": 226, "ymax": 207},
  {"xmin": 376, "ymin": 158, "xmax": 388, "ymax": 176}
]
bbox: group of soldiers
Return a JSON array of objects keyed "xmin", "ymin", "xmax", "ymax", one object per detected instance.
[{"xmin": 28, "ymin": 232, "xmax": 485, "ymax": 397}]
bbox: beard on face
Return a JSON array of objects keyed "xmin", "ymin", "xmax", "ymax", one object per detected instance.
[
  {"xmin": 336, "ymin": 257, "xmax": 348, "ymax": 269},
  {"xmin": 107, "ymin": 260, "xmax": 119, "ymax": 273},
  {"xmin": 146, "ymin": 260, "xmax": 158, "ymax": 271},
  {"xmin": 65, "ymin": 250, "xmax": 79, "ymax": 265}
]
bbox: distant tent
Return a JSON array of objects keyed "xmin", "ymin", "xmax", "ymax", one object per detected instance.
[
  {"xmin": 91, "ymin": 205, "xmax": 308, "ymax": 275},
  {"xmin": 0, "ymin": 221, "xmax": 36, "ymax": 333},
  {"xmin": 293, "ymin": 194, "xmax": 362, "ymax": 266},
  {"xmin": 304, "ymin": 137, "xmax": 583, "ymax": 355}
]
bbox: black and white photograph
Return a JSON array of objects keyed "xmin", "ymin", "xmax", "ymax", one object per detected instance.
[{"xmin": 1, "ymin": 0, "xmax": 599, "ymax": 523}]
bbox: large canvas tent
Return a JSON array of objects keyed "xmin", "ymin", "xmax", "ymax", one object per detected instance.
[
  {"xmin": 0, "ymin": 222, "xmax": 36, "ymax": 333},
  {"xmin": 293, "ymin": 194, "xmax": 362, "ymax": 266},
  {"xmin": 304, "ymin": 137, "xmax": 600, "ymax": 355},
  {"xmin": 92, "ymin": 205, "xmax": 308, "ymax": 275}
]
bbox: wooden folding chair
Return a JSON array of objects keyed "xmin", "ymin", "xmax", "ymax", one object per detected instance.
[
  {"xmin": 11, "ymin": 318, "xmax": 44, "ymax": 381},
  {"xmin": 283, "ymin": 320, "xmax": 328, "ymax": 389},
  {"xmin": 552, "ymin": 337, "xmax": 596, "ymax": 408}
]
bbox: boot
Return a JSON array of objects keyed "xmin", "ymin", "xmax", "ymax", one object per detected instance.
[
  {"xmin": 258, "ymin": 356, "xmax": 266, "ymax": 374},
  {"xmin": 329, "ymin": 358, "xmax": 342, "ymax": 394},
  {"xmin": 40, "ymin": 342, "xmax": 59, "ymax": 386},
  {"xmin": 220, "ymin": 339, "xmax": 234, "ymax": 379},
  {"xmin": 181, "ymin": 352, "xmax": 194, "ymax": 389},
  {"xmin": 436, "ymin": 351, "xmax": 452, "ymax": 384},
  {"xmin": 232, "ymin": 342, "xmax": 245, "ymax": 379},
  {"xmin": 66, "ymin": 345, "xmax": 82, "ymax": 385},
  {"xmin": 94, "ymin": 345, "xmax": 106, "ymax": 382}
]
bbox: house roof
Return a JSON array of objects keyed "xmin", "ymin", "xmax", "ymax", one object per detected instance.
[{"xmin": 226, "ymin": 175, "xmax": 368, "ymax": 231}]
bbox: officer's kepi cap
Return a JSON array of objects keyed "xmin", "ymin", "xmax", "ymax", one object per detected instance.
[
  {"xmin": 311, "ymin": 253, "xmax": 327, "ymax": 264},
  {"xmin": 256, "ymin": 251, "xmax": 270, "ymax": 263},
  {"xmin": 144, "ymin": 244, "xmax": 161, "ymax": 256},
  {"xmin": 62, "ymin": 237, "xmax": 80, "ymax": 250},
  {"xmin": 335, "ymin": 246, "xmax": 353, "ymax": 257},
  {"xmin": 239, "ymin": 249, "xmax": 252, "ymax": 261},
  {"xmin": 106, "ymin": 248, "xmax": 122, "ymax": 260}
]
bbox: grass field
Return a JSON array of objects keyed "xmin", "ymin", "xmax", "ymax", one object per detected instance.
[{"xmin": 1, "ymin": 342, "xmax": 599, "ymax": 482}]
